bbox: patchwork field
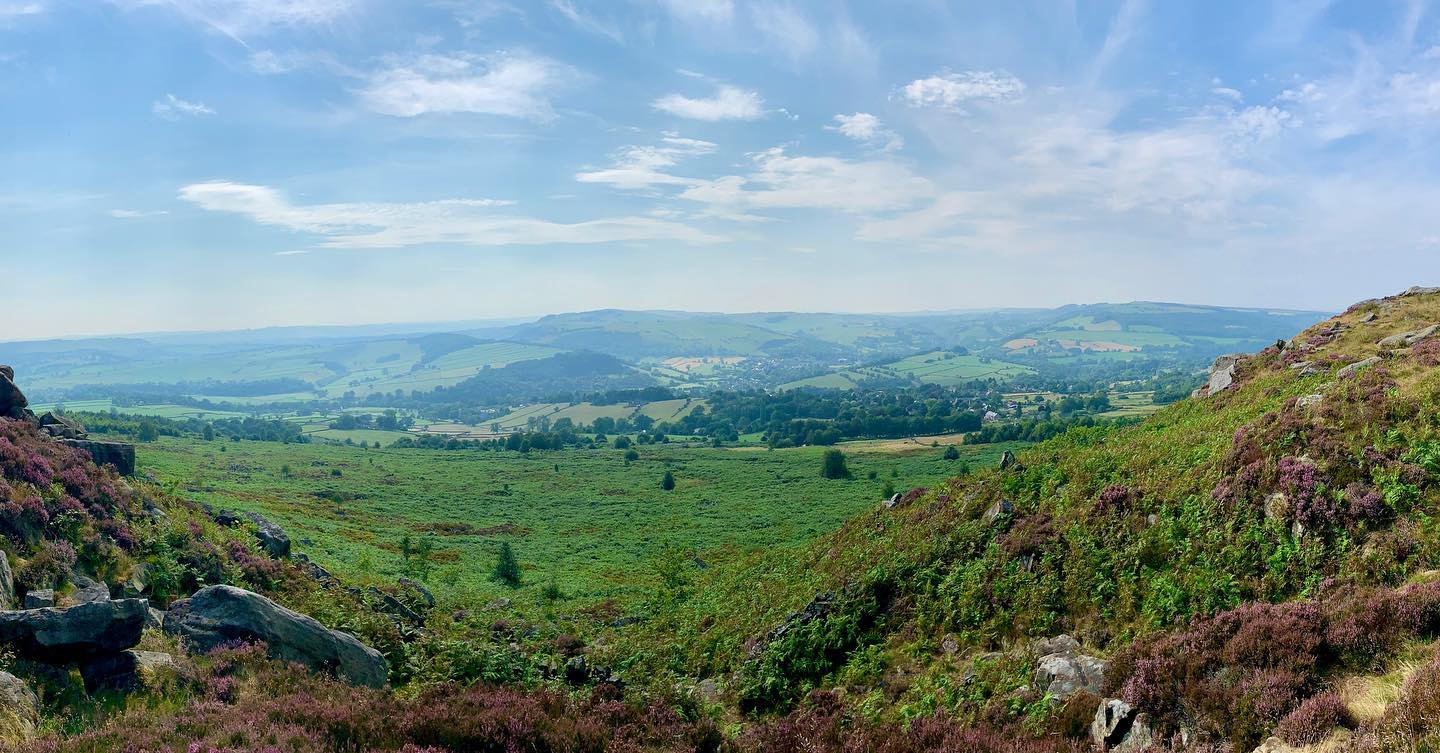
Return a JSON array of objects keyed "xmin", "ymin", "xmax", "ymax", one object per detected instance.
[
  {"xmin": 136, "ymin": 437, "xmax": 1026, "ymax": 604},
  {"xmin": 781, "ymin": 351, "xmax": 1034, "ymax": 390}
]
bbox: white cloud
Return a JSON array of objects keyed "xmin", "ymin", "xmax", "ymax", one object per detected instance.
[
  {"xmin": 827, "ymin": 112, "xmax": 903, "ymax": 152},
  {"xmin": 1212, "ymin": 87, "xmax": 1244, "ymax": 101},
  {"xmin": 576, "ymin": 135, "xmax": 716, "ymax": 189},
  {"xmin": 152, "ymin": 94, "xmax": 215, "ymax": 120},
  {"xmin": 750, "ymin": 2, "xmax": 818, "ymax": 64},
  {"xmin": 901, "ymin": 70, "xmax": 1026, "ymax": 110},
  {"xmin": 110, "ymin": 0, "xmax": 354, "ymax": 39},
  {"xmin": 1228, "ymin": 105, "xmax": 1295, "ymax": 143},
  {"xmin": 358, "ymin": 53, "xmax": 571, "ymax": 120},
  {"xmin": 108, "ymin": 209, "xmax": 169, "ymax": 218},
  {"xmin": 679, "ymin": 147, "xmax": 933, "ymax": 214},
  {"xmin": 653, "ymin": 85, "xmax": 764, "ymax": 121},
  {"xmin": 0, "ymin": 2, "xmax": 44, "ymax": 23},
  {"xmin": 178, "ymin": 181, "xmax": 720, "ymax": 248}
]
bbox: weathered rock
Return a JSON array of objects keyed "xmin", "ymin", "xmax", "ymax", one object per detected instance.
[
  {"xmin": 80, "ymin": 649, "xmax": 179, "ymax": 693},
  {"xmin": 58, "ymin": 439, "xmax": 135, "ymax": 476},
  {"xmin": 213, "ymin": 509, "xmax": 244, "ymax": 527},
  {"xmin": 398, "ymin": 577, "xmax": 435, "ymax": 609},
  {"xmin": 164, "ymin": 585, "xmax": 387, "ymax": 688},
  {"xmin": 38, "ymin": 412, "xmax": 86, "ymax": 439},
  {"xmin": 0, "ymin": 369, "xmax": 28, "ymax": 421},
  {"xmin": 1297, "ymin": 393, "xmax": 1323, "ymax": 409},
  {"xmin": 1378, "ymin": 324, "xmax": 1440, "ymax": 348},
  {"xmin": 1287, "ymin": 361, "xmax": 1313, "ymax": 371},
  {"xmin": 68, "ymin": 573, "xmax": 110, "ymax": 605},
  {"xmin": 0, "ymin": 552, "xmax": 13, "ymax": 610},
  {"xmin": 0, "ymin": 599, "xmax": 147, "ymax": 662},
  {"xmin": 564, "ymin": 654, "xmax": 589, "ymax": 685},
  {"xmin": 883, "ymin": 492, "xmax": 903, "ymax": 509},
  {"xmin": 485, "ymin": 597, "xmax": 511, "ymax": 611},
  {"xmin": 1033, "ymin": 635, "xmax": 1106, "ymax": 700},
  {"xmin": 22, "ymin": 590, "xmax": 53, "ymax": 609},
  {"xmin": 749, "ymin": 592, "xmax": 836, "ymax": 660},
  {"xmin": 984, "ymin": 499, "xmax": 1015, "ymax": 523},
  {"xmin": 121, "ymin": 563, "xmax": 148, "ymax": 598},
  {"xmin": 145, "ymin": 607, "xmax": 165, "ymax": 630},
  {"xmin": 1359, "ymin": 312, "xmax": 1378, "ymax": 323},
  {"xmin": 1400, "ymin": 285, "xmax": 1440, "ymax": 297},
  {"xmin": 999, "ymin": 450, "xmax": 1023, "ymax": 472},
  {"xmin": 1092, "ymin": 698, "xmax": 1154, "ymax": 752},
  {"xmin": 1205, "ymin": 354, "xmax": 1244, "ymax": 396},
  {"xmin": 366, "ymin": 586, "xmax": 421, "ymax": 623},
  {"xmin": 244, "ymin": 512, "xmax": 291, "ymax": 559},
  {"xmin": 0, "ymin": 670, "xmax": 40, "ymax": 745},
  {"xmin": 940, "ymin": 633, "xmax": 960, "ymax": 656},
  {"xmin": 1337, "ymin": 355, "xmax": 1382, "ymax": 379}
]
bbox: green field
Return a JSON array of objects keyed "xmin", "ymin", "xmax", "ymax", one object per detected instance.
[
  {"xmin": 136, "ymin": 437, "xmax": 1024, "ymax": 604},
  {"xmin": 782, "ymin": 351, "xmax": 1034, "ymax": 390},
  {"xmin": 29, "ymin": 398, "xmax": 254, "ymax": 421},
  {"xmin": 483, "ymin": 398, "xmax": 708, "ymax": 431}
]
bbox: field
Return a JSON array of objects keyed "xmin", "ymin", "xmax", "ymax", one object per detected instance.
[
  {"xmin": 458, "ymin": 398, "xmax": 709, "ymax": 433},
  {"xmin": 136, "ymin": 436, "xmax": 1025, "ymax": 604},
  {"xmin": 29, "ymin": 398, "xmax": 254, "ymax": 421},
  {"xmin": 781, "ymin": 351, "xmax": 1034, "ymax": 390}
]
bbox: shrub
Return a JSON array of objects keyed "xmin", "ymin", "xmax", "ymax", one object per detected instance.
[
  {"xmin": 491, "ymin": 542, "xmax": 521, "ymax": 588},
  {"xmin": 1276, "ymin": 691, "xmax": 1352, "ymax": 745},
  {"xmin": 16, "ymin": 539, "xmax": 77, "ymax": 593},
  {"xmin": 821, "ymin": 449, "xmax": 849, "ymax": 480}
]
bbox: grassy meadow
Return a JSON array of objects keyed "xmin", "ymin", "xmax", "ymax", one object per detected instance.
[
  {"xmin": 781, "ymin": 351, "xmax": 1034, "ymax": 390},
  {"xmin": 137, "ymin": 436, "xmax": 1025, "ymax": 606}
]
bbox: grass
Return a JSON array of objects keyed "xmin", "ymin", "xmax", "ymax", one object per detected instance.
[
  {"xmin": 29, "ymin": 398, "xmax": 254, "ymax": 421},
  {"xmin": 134, "ymin": 436, "xmax": 1026, "ymax": 605}
]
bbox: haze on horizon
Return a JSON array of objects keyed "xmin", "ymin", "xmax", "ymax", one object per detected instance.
[{"xmin": 4, "ymin": 0, "xmax": 1440, "ymax": 339}]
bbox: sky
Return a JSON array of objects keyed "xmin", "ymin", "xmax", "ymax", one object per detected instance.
[{"xmin": 3, "ymin": 0, "xmax": 1440, "ymax": 338}]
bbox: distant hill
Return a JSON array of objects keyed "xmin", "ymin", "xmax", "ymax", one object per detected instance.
[{"xmin": 0, "ymin": 301, "xmax": 1332, "ymax": 401}]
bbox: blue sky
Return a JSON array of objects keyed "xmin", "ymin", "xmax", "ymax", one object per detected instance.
[{"xmin": 2, "ymin": 0, "xmax": 1439, "ymax": 337}]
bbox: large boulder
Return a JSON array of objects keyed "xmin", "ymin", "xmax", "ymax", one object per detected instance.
[
  {"xmin": 58, "ymin": 439, "xmax": 135, "ymax": 476},
  {"xmin": 0, "ymin": 671, "xmax": 39, "ymax": 746},
  {"xmin": 1033, "ymin": 634, "xmax": 1106, "ymax": 700},
  {"xmin": 0, "ymin": 368, "xmax": 28, "ymax": 421},
  {"xmin": 1378, "ymin": 324, "xmax": 1439, "ymax": 348},
  {"xmin": 1091, "ymin": 698, "xmax": 1154, "ymax": 752},
  {"xmin": 1205, "ymin": 354, "xmax": 1244, "ymax": 396},
  {"xmin": 164, "ymin": 585, "xmax": 387, "ymax": 688},
  {"xmin": 0, "ymin": 599, "xmax": 147, "ymax": 662},
  {"xmin": 1337, "ymin": 355, "xmax": 1382, "ymax": 379},
  {"xmin": 38, "ymin": 412, "xmax": 86, "ymax": 440},
  {"xmin": 244, "ymin": 512, "xmax": 291, "ymax": 559}
]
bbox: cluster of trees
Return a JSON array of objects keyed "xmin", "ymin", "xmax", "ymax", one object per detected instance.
[
  {"xmin": 965, "ymin": 413, "xmax": 1141, "ymax": 445},
  {"xmin": 68, "ymin": 411, "xmax": 308, "ymax": 444},
  {"xmin": 329, "ymin": 410, "xmax": 413, "ymax": 431}
]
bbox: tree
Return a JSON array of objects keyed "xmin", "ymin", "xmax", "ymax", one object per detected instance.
[
  {"xmin": 202, "ymin": 424, "xmax": 215, "ymax": 441},
  {"xmin": 491, "ymin": 542, "xmax": 521, "ymax": 588},
  {"xmin": 944, "ymin": 445, "xmax": 961, "ymax": 460},
  {"xmin": 821, "ymin": 448, "xmax": 849, "ymax": 479},
  {"xmin": 661, "ymin": 470, "xmax": 676, "ymax": 490},
  {"xmin": 614, "ymin": 436, "xmax": 632, "ymax": 449},
  {"xmin": 137, "ymin": 421, "xmax": 160, "ymax": 443}
]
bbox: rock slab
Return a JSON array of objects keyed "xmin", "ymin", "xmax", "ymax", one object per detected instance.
[
  {"xmin": 0, "ymin": 671, "xmax": 39, "ymax": 746},
  {"xmin": 0, "ymin": 599, "xmax": 147, "ymax": 662},
  {"xmin": 164, "ymin": 585, "xmax": 387, "ymax": 688},
  {"xmin": 58, "ymin": 439, "xmax": 136, "ymax": 476}
]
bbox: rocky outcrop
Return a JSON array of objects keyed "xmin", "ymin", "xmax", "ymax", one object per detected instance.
[
  {"xmin": 1378, "ymin": 324, "xmax": 1439, "ymax": 348},
  {"xmin": 748, "ymin": 591, "xmax": 835, "ymax": 661},
  {"xmin": 38, "ymin": 412, "xmax": 86, "ymax": 439},
  {"xmin": 0, "ymin": 552, "xmax": 13, "ymax": 610},
  {"xmin": 1091, "ymin": 698, "xmax": 1154, "ymax": 752},
  {"xmin": 1032, "ymin": 635, "xmax": 1106, "ymax": 700},
  {"xmin": 0, "ymin": 599, "xmax": 148, "ymax": 662},
  {"xmin": 68, "ymin": 573, "xmax": 110, "ymax": 605},
  {"xmin": 1336, "ymin": 355, "xmax": 1382, "ymax": 379},
  {"xmin": 164, "ymin": 585, "xmax": 387, "ymax": 688},
  {"xmin": 0, "ymin": 367, "xmax": 29, "ymax": 421},
  {"xmin": 1203, "ymin": 354, "xmax": 1244, "ymax": 396},
  {"xmin": 22, "ymin": 590, "xmax": 53, "ymax": 609},
  {"xmin": 80, "ymin": 649, "xmax": 180, "ymax": 693},
  {"xmin": 57, "ymin": 439, "xmax": 135, "ymax": 477},
  {"xmin": 244, "ymin": 512, "xmax": 291, "ymax": 559},
  {"xmin": 0, "ymin": 671, "xmax": 39, "ymax": 746}
]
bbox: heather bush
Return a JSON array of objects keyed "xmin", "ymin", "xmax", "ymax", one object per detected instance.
[
  {"xmin": 15, "ymin": 539, "xmax": 77, "ymax": 592},
  {"xmin": 1276, "ymin": 691, "xmax": 1352, "ymax": 745}
]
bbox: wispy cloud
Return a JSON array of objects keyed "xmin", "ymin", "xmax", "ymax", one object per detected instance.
[
  {"xmin": 900, "ymin": 70, "xmax": 1026, "ymax": 110},
  {"xmin": 656, "ymin": 0, "xmax": 732, "ymax": 27},
  {"xmin": 679, "ymin": 147, "xmax": 933, "ymax": 214},
  {"xmin": 653, "ymin": 84, "xmax": 763, "ymax": 121},
  {"xmin": 108, "ymin": 208, "xmax": 170, "ymax": 218},
  {"xmin": 827, "ymin": 112, "xmax": 903, "ymax": 152},
  {"xmin": 750, "ymin": 2, "xmax": 818, "ymax": 64},
  {"xmin": 358, "ymin": 53, "xmax": 573, "ymax": 120},
  {"xmin": 548, "ymin": 0, "xmax": 623, "ymax": 43},
  {"xmin": 576, "ymin": 134, "xmax": 716, "ymax": 189},
  {"xmin": 152, "ymin": 93, "xmax": 215, "ymax": 119},
  {"xmin": 110, "ymin": 0, "xmax": 356, "ymax": 40},
  {"xmin": 0, "ymin": 1, "xmax": 45, "ymax": 24},
  {"xmin": 178, "ymin": 181, "xmax": 720, "ymax": 247}
]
